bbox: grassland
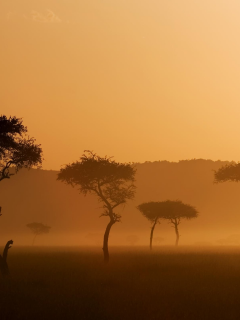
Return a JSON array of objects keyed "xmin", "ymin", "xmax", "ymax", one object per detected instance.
[{"xmin": 1, "ymin": 246, "xmax": 240, "ymax": 320}]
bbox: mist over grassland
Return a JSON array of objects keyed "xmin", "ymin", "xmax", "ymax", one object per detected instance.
[{"xmin": 1, "ymin": 159, "xmax": 239, "ymax": 246}]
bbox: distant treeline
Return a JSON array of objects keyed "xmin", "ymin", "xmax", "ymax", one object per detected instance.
[{"xmin": 1, "ymin": 159, "xmax": 239, "ymax": 241}]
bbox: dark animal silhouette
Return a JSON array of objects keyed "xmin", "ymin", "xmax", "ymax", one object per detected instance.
[{"xmin": 0, "ymin": 240, "xmax": 13, "ymax": 276}]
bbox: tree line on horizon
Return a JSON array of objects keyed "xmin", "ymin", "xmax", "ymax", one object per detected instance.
[{"xmin": 1, "ymin": 115, "xmax": 240, "ymax": 269}]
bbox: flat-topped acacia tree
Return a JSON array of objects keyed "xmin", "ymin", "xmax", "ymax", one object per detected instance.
[
  {"xmin": 137, "ymin": 202, "xmax": 167, "ymax": 250},
  {"xmin": 57, "ymin": 151, "xmax": 136, "ymax": 262},
  {"xmin": 163, "ymin": 200, "xmax": 198, "ymax": 246},
  {"xmin": 138, "ymin": 200, "xmax": 198, "ymax": 247},
  {"xmin": 26, "ymin": 222, "xmax": 51, "ymax": 245}
]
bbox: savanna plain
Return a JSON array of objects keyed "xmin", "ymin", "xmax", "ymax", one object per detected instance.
[{"xmin": 1, "ymin": 246, "xmax": 240, "ymax": 320}]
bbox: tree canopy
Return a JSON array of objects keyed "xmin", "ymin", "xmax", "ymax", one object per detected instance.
[
  {"xmin": 26, "ymin": 222, "xmax": 51, "ymax": 235},
  {"xmin": 160, "ymin": 200, "xmax": 198, "ymax": 221},
  {"xmin": 0, "ymin": 115, "xmax": 43, "ymax": 181},
  {"xmin": 57, "ymin": 150, "xmax": 136, "ymax": 222},
  {"xmin": 137, "ymin": 202, "xmax": 169, "ymax": 222},
  {"xmin": 137, "ymin": 200, "xmax": 198, "ymax": 221},
  {"xmin": 214, "ymin": 163, "xmax": 240, "ymax": 182}
]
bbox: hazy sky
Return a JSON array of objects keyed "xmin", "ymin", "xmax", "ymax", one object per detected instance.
[{"xmin": 1, "ymin": 0, "xmax": 240, "ymax": 169}]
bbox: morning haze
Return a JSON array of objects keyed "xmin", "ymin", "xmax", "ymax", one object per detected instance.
[
  {"xmin": 2, "ymin": 1, "xmax": 240, "ymax": 169},
  {"xmin": 1, "ymin": 160, "xmax": 240, "ymax": 247},
  {"xmin": 2, "ymin": 1, "xmax": 240, "ymax": 319}
]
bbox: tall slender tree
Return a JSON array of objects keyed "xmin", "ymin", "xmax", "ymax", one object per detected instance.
[{"xmin": 57, "ymin": 151, "xmax": 136, "ymax": 262}]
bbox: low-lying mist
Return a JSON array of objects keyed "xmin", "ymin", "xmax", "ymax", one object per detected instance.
[{"xmin": 1, "ymin": 159, "xmax": 240, "ymax": 247}]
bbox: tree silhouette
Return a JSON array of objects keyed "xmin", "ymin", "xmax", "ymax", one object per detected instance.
[
  {"xmin": 138, "ymin": 201, "xmax": 198, "ymax": 247},
  {"xmin": 57, "ymin": 150, "xmax": 136, "ymax": 262},
  {"xmin": 137, "ymin": 202, "xmax": 167, "ymax": 249},
  {"xmin": 162, "ymin": 200, "xmax": 198, "ymax": 246},
  {"xmin": 0, "ymin": 115, "xmax": 43, "ymax": 182},
  {"xmin": 26, "ymin": 222, "xmax": 51, "ymax": 245},
  {"xmin": 214, "ymin": 162, "xmax": 240, "ymax": 182}
]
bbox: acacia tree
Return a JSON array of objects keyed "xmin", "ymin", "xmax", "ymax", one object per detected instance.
[
  {"xmin": 137, "ymin": 202, "xmax": 167, "ymax": 250},
  {"xmin": 57, "ymin": 151, "xmax": 136, "ymax": 262},
  {"xmin": 26, "ymin": 222, "xmax": 51, "ymax": 245},
  {"xmin": 163, "ymin": 200, "xmax": 198, "ymax": 246},
  {"xmin": 0, "ymin": 115, "xmax": 43, "ymax": 183}
]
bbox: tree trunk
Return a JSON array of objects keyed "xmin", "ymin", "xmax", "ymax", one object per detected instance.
[
  {"xmin": 103, "ymin": 220, "xmax": 115, "ymax": 263},
  {"xmin": 150, "ymin": 219, "xmax": 158, "ymax": 250},
  {"xmin": 32, "ymin": 234, "xmax": 37, "ymax": 246},
  {"xmin": 174, "ymin": 223, "xmax": 179, "ymax": 246},
  {"xmin": 0, "ymin": 240, "xmax": 13, "ymax": 276}
]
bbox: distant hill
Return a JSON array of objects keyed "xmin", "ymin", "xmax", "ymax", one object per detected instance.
[{"xmin": 1, "ymin": 159, "xmax": 240, "ymax": 246}]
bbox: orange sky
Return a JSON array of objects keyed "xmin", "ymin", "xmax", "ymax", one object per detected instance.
[{"xmin": 1, "ymin": 0, "xmax": 240, "ymax": 169}]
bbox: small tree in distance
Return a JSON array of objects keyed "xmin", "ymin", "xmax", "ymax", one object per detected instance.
[
  {"xmin": 57, "ymin": 151, "xmax": 136, "ymax": 263},
  {"xmin": 163, "ymin": 200, "xmax": 198, "ymax": 246},
  {"xmin": 137, "ymin": 200, "xmax": 198, "ymax": 247},
  {"xmin": 26, "ymin": 222, "xmax": 51, "ymax": 245},
  {"xmin": 137, "ymin": 202, "xmax": 167, "ymax": 250}
]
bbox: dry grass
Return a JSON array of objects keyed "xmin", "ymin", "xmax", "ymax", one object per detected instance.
[{"xmin": 1, "ymin": 246, "xmax": 240, "ymax": 320}]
